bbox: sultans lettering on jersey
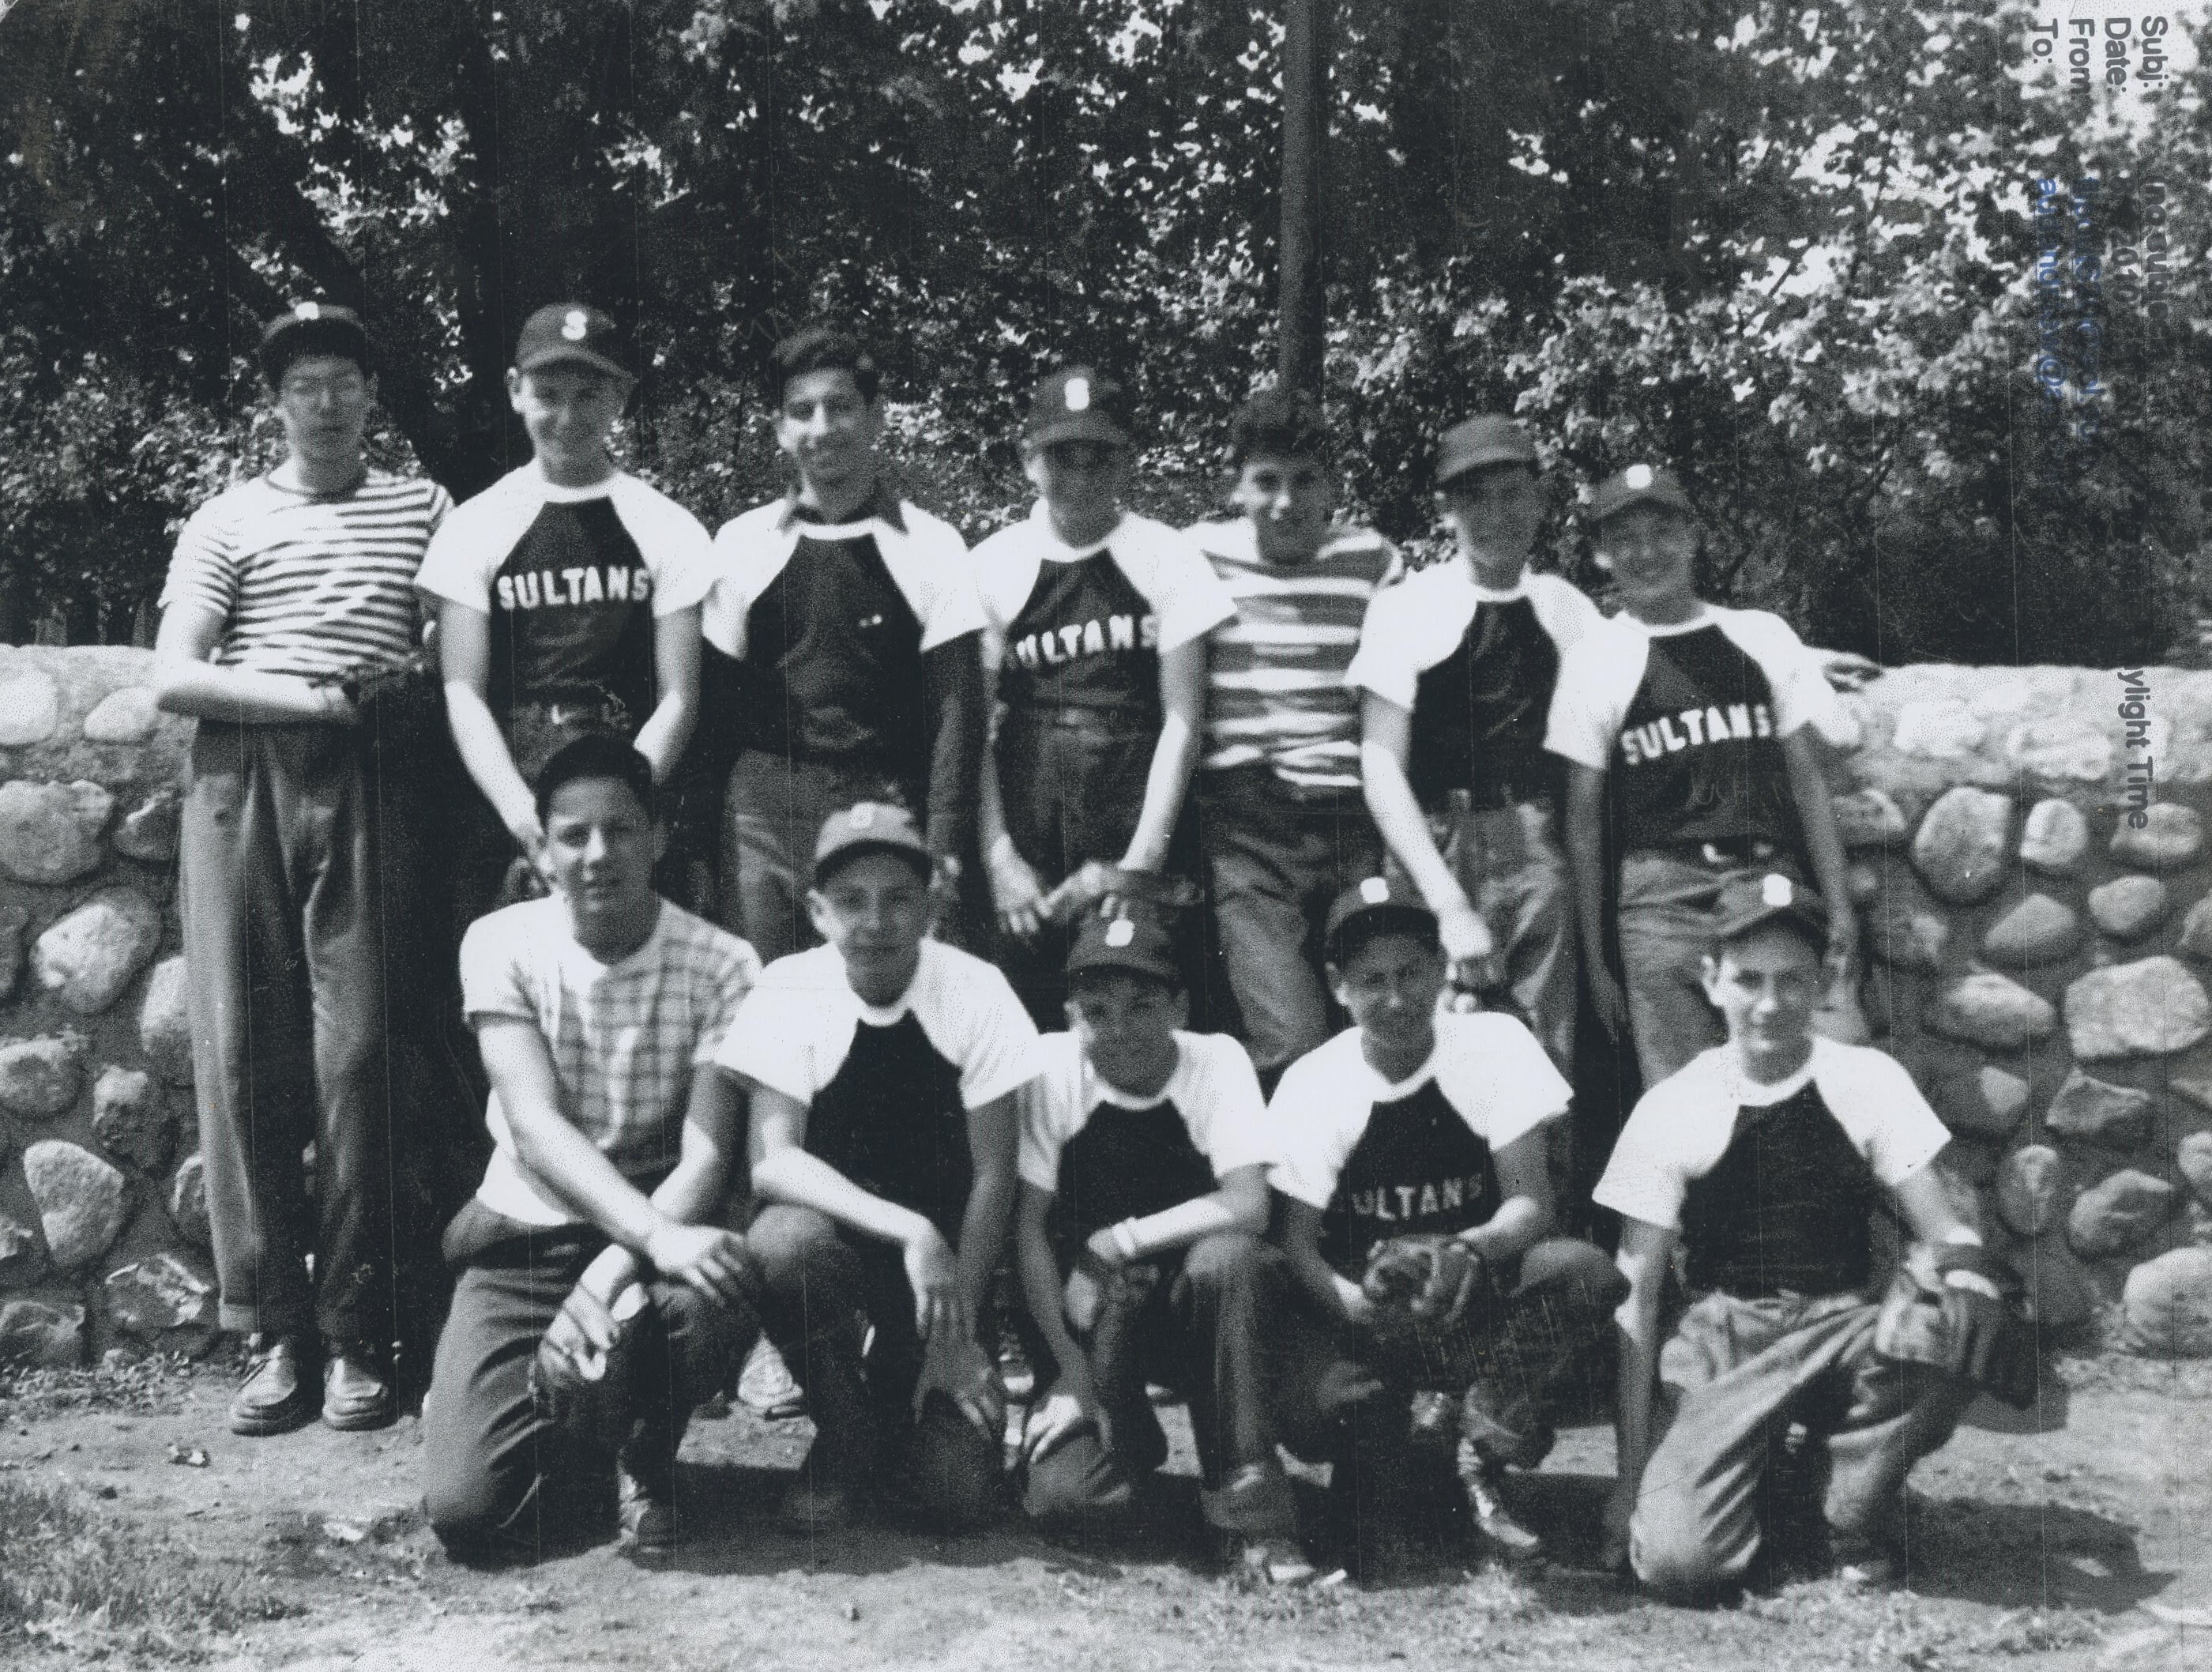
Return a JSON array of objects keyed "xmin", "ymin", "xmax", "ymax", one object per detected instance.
[
  {"xmin": 1009, "ymin": 611, "xmax": 1159, "ymax": 671},
  {"xmin": 495, "ymin": 565, "xmax": 653, "ymax": 612},
  {"xmin": 1618, "ymin": 701, "xmax": 1773, "ymax": 766},
  {"xmin": 1349, "ymin": 1172, "xmax": 1484, "ymax": 1224}
]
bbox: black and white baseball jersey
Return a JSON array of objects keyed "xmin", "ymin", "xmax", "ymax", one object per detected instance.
[
  {"xmin": 1593, "ymin": 1037, "xmax": 1949, "ymax": 1297},
  {"xmin": 1270, "ymin": 1015, "xmax": 1571, "ymax": 1275},
  {"xmin": 1544, "ymin": 604, "xmax": 1836, "ymax": 852},
  {"xmin": 701, "ymin": 492, "xmax": 984, "ymax": 770},
  {"xmin": 974, "ymin": 506, "xmax": 1235, "ymax": 724},
  {"xmin": 717, "ymin": 940, "xmax": 1041, "ymax": 1234},
  {"xmin": 416, "ymin": 465, "xmax": 712, "ymax": 725},
  {"xmin": 1018, "ymin": 1030, "xmax": 1273, "ymax": 1243},
  {"xmin": 1346, "ymin": 561, "xmax": 1599, "ymax": 808}
]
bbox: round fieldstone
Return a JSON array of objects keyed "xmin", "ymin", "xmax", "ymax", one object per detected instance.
[
  {"xmin": 0, "ymin": 1299, "xmax": 86, "ymax": 1367},
  {"xmin": 113, "ymin": 790, "xmax": 181, "ymax": 864},
  {"xmin": 0, "ymin": 1211, "xmax": 45, "ymax": 1287},
  {"xmin": 2180, "ymin": 1132, "xmax": 2212, "ymax": 1209},
  {"xmin": 1927, "ymin": 971, "xmax": 2058, "ymax": 1049},
  {"xmin": 0, "ymin": 904, "xmax": 26, "ymax": 1003},
  {"xmin": 1867, "ymin": 902, "xmax": 1948, "ymax": 973},
  {"xmin": 2112, "ymin": 804, "xmax": 2205, "ymax": 872},
  {"xmin": 2088, "ymin": 876, "xmax": 2171, "ymax": 940},
  {"xmin": 33, "ymin": 887, "xmax": 161, "ymax": 1015},
  {"xmin": 2010, "ymin": 1238, "xmax": 2101, "ymax": 1331},
  {"xmin": 103, "ymin": 1253, "xmax": 216, "ymax": 1354},
  {"xmin": 2064, "ymin": 955, "xmax": 2212, "ymax": 1061},
  {"xmin": 0, "ymin": 780, "xmax": 105, "ymax": 884},
  {"xmin": 168, "ymin": 1153, "xmax": 210, "ymax": 1251},
  {"xmin": 1996, "ymin": 1144, "xmax": 2067, "ymax": 1237},
  {"xmin": 91, "ymin": 1065, "xmax": 176, "ymax": 1173},
  {"xmin": 80, "ymin": 686, "xmax": 159, "ymax": 744},
  {"xmin": 2067, "ymin": 1169, "xmax": 2176, "ymax": 1258},
  {"xmin": 0, "ymin": 1034, "xmax": 89, "ymax": 1120},
  {"xmin": 1845, "ymin": 860, "xmax": 1882, "ymax": 904},
  {"xmin": 0, "ymin": 668, "xmax": 61, "ymax": 746},
  {"xmin": 23, "ymin": 1139, "xmax": 131, "ymax": 1271},
  {"xmin": 1833, "ymin": 789, "xmax": 1908, "ymax": 849},
  {"xmin": 2120, "ymin": 1247, "xmax": 2212, "ymax": 1357},
  {"xmin": 1911, "ymin": 786, "xmax": 2015, "ymax": 905},
  {"xmin": 1932, "ymin": 1064, "xmax": 2030, "ymax": 1140},
  {"xmin": 2181, "ymin": 897, "xmax": 2212, "ymax": 961},
  {"xmin": 138, "ymin": 956, "xmax": 194, "ymax": 1086},
  {"xmin": 2019, "ymin": 799, "xmax": 2091, "ymax": 876},
  {"xmin": 2042, "ymin": 1067, "xmax": 2157, "ymax": 1148},
  {"xmin": 1982, "ymin": 894, "xmax": 2082, "ymax": 967}
]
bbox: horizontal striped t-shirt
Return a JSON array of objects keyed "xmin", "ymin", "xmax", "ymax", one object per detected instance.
[
  {"xmin": 1189, "ymin": 518, "xmax": 1401, "ymax": 793},
  {"xmin": 161, "ymin": 469, "xmax": 451, "ymax": 679}
]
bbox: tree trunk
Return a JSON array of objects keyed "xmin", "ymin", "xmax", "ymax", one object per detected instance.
[{"xmin": 1277, "ymin": 0, "xmax": 1329, "ymax": 397}]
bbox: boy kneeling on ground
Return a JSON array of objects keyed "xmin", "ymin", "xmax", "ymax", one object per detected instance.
[
  {"xmin": 1599, "ymin": 872, "xmax": 2034, "ymax": 1602},
  {"xmin": 425, "ymin": 735, "xmax": 763, "ymax": 1562},
  {"xmin": 1013, "ymin": 911, "xmax": 1307, "ymax": 1580},
  {"xmin": 1266, "ymin": 877, "xmax": 1626, "ymax": 1575},
  {"xmin": 718, "ymin": 803, "xmax": 1044, "ymax": 1531}
]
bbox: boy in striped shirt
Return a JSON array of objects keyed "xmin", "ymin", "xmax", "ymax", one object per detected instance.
[
  {"xmin": 1187, "ymin": 393, "xmax": 1399, "ymax": 1090},
  {"xmin": 155, "ymin": 303, "xmax": 451, "ymax": 1439}
]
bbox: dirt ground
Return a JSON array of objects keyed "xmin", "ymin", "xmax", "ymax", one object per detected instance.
[{"xmin": 2, "ymin": 1354, "xmax": 2210, "ymax": 1672}]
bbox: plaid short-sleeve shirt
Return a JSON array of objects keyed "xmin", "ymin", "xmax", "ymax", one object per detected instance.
[{"xmin": 460, "ymin": 895, "xmax": 762, "ymax": 1226}]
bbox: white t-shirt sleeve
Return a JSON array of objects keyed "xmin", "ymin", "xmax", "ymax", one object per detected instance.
[
  {"xmin": 613, "ymin": 480, "xmax": 715, "ymax": 616},
  {"xmin": 1826, "ymin": 1045, "xmax": 1951, "ymax": 1186},
  {"xmin": 1187, "ymin": 1036, "xmax": 1276, "ymax": 1177},
  {"xmin": 904, "ymin": 509, "xmax": 988, "ymax": 653},
  {"xmin": 714, "ymin": 970, "xmax": 832, "ymax": 1105},
  {"xmin": 457, "ymin": 909, "xmax": 540, "ymax": 1025},
  {"xmin": 946, "ymin": 955, "xmax": 1045, "ymax": 1109},
  {"xmin": 1528, "ymin": 572, "xmax": 1603, "ymax": 657},
  {"xmin": 1015, "ymin": 1037, "xmax": 1082, "ymax": 1193},
  {"xmin": 413, "ymin": 479, "xmax": 521, "ymax": 612},
  {"xmin": 1589, "ymin": 1075, "xmax": 1703, "ymax": 1231},
  {"xmin": 1439, "ymin": 1015, "xmax": 1571, "ymax": 1154},
  {"xmin": 1343, "ymin": 575, "xmax": 1433, "ymax": 711},
  {"xmin": 1720, "ymin": 609, "xmax": 1839, "ymax": 740},
  {"xmin": 1266, "ymin": 1049, "xmax": 1360, "ymax": 1210},
  {"xmin": 1138, "ymin": 525, "xmax": 1238, "ymax": 653},
  {"xmin": 160, "ymin": 495, "xmax": 240, "ymax": 621},
  {"xmin": 1544, "ymin": 621, "xmax": 1642, "ymax": 771}
]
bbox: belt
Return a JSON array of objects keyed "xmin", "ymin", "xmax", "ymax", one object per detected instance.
[
  {"xmin": 1025, "ymin": 704, "xmax": 1158, "ymax": 736},
  {"xmin": 1649, "ymin": 838, "xmax": 1781, "ymax": 869}
]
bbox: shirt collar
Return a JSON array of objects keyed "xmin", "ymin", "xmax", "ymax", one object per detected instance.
[
  {"xmin": 1027, "ymin": 499, "xmax": 1130, "ymax": 560},
  {"xmin": 775, "ymin": 476, "xmax": 908, "ymax": 536},
  {"xmin": 1723, "ymin": 1037, "xmax": 1823, "ymax": 1108},
  {"xmin": 1083, "ymin": 1036, "xmax": 1188, "ymax": 1113}
]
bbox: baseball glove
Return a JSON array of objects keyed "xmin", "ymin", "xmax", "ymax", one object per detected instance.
[
  {"xmin": 531, "ymin": 1280, "xmax": 650, "ymax": 1444},
  {"xmin": 1036, "ymin": 861, "xmax": 1200, "ymax": 928},
  {"xmin": 1360, "ymin": 1234, "xmax": 1483, "ymax": 1328},
  {"xmin": 1874, "ymin": 1245, "xmax": 2039, "ymax": 1410}
]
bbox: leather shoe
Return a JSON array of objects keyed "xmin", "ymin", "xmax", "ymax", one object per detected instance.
[
  {"xmin": 229, "ymin": 1335, "xmax": 318, "ymax": 1437},
  {"xmin": 322, "ymin": 1343, "xmax": 396, "ymax": 1432}
]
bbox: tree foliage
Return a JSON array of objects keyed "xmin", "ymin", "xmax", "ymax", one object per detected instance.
[{"xmin": 1, "ymin": 0, "xmax": 2204, "ymax": 662}]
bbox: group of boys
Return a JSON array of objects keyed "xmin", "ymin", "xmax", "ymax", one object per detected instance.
[{"xmin": 150, "ymin": 298, "xmax": 2036, "ymax": 1604}]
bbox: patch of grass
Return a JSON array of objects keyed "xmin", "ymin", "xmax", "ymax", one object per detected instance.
[
  {"xmin": 0, "ymin": 1475, "xmax": 301, "ymax": 1662},
  {"xmin": 0, "ymin": 1350, "xmax": 213, "ymax": 1422}
]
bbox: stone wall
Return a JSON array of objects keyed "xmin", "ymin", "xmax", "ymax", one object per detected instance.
[
  {"xmin": 0, "ymin": 646, "xmax": 206, "ymax": 1368},
  {"xmin": 3, "ymin": 648, "xmax": 2211, "ymax": 1367},
  {"xmin": 1827, "ymin": 665, "xmax": 2212, "ymax": 1357}
]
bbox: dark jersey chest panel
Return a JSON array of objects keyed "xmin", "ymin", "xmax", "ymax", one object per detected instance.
[
  {"xmin": 1053, "ymin": 1100, "xmax": 1217, "ymax": 1249},
  {"xmin": 807, "ymin": 1011, "xmax": 973, "ymax": 1237},
  {"xmin": 1679, "ymin": 1081, "xmax": 1880, "ymax": 1298},
  {"xmin": 997, "ymin": 553, "xmax": 1162, "ymax": 721},
  {"xmin": 1407, "ymin": 596, "xmax": 1563, "ymax": 807},
  {"xmin": 1319, "ymin": 1080, "xmax": 1501, "ymax": 1274},
  {"xmin": 739, "ymin": 532, "xmax": 931, "ymax": 769},
  {"xmin": 487, "ymin": 500, "xmax": 656, "ymax": 722},
  {"xmin": 1610, "ymin": 624, "xmax": 1798, "ymax": 850}
]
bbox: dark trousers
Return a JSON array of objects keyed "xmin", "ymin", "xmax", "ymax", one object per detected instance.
[
  {"xmin": 423, "ymin": 1208, "xmax": 755, "ymax": 1560},
  {"xmin": 1630, "ymin": 1290, "xmax": 1976, "ymax": 1603},
  {"xmin": 1198, "ymin": 766, "xmax": 1380, "ymax": 1082},
  {"xmin": 1021, "ymin": 1231, "xmax": 1286, "ymax": 1536},
  {"xmin": 179, "ymin": 720, "xmax": 396, "ymax": 1344},
  {"xmin": 722, "ymin": 749, "xmax": 915, "ymax": 966},
  {"xmin": 996, "ymin": 709, "xmax": 1194, "ymax": 1025},
  {"xmin": 749, "ymin": 1205, "xmax": 1004, "ymax": 1527},
  {"xmin": 1266, "ymin": 1239, "xmax": 1624, "ymax": 1530}
]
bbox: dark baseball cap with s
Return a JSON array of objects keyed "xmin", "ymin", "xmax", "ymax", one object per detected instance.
[
  {"xmin": 1066, "ymin": 911, "xmax": 1181, "ymax": 987},
  {"xmin": 1025, "ymin": 367, "xmax": 1132, "ymax": 450},
  {"xmin": 514, "ymin": 304, "xmax": 634, "ymax": 380},
  {"xmin": 1710, "ymin": 871, "xmax": 1830, "ymax": 949},
  {"xmin": 1590, "ymin": 462, "xmax": 1695, "ymax": 525},
  {"xmin": 1323, "ymin": 874, "xmax": 1440, "ymax": 962},
  {"xmin": 259, "ymin": 302, "xmax": 371, "ymax": 388}
]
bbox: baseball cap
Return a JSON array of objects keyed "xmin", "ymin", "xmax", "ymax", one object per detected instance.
[
  {"xmin": 1323, "ymin": 874, "xmax": 1440, "ymax": 962},
  {"xmin": 1710, "ymin": 871, "xmax": 1830, "ymax": 949},
  {"xmin": 813, "ymin": 801, "xmax": 931, "ymax": 885},
  {"xmin": 1025, "ymin": 367, "xmax": 1132, "ymax": 450},
  {"xmin": 1066, "ymin": 911, "xmax": 1181, "ymax": 987},
  {"xmin": 1590, "ymin": 462, "xmax": 1695, "ymax": 525},
  {"xmin": 1435, "ymin": 415, "xmax": 1537, "ymax": 488},
  {"xmin": 514, "ymin": 303, "xmax": 634, "ymax": 380},
  {"xmin": 259, "ymin": 301, "xmax": 370, "ymax": 388}
]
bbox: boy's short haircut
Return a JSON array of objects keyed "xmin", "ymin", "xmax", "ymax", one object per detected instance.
[
  {"xmin": 533, "ymin": 731, "xmax": 657, "ymax": 824},
  {"xmin": 1228, "ymin": 390, "xmax": 1330, "ymax": 467},
  {"xmin": 766, "ymin": 324, "xmax": 880, "ymax": 408},
  {"xmin": 259, "ymin": 302, "xmax": 371, "ymax": 390}
]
